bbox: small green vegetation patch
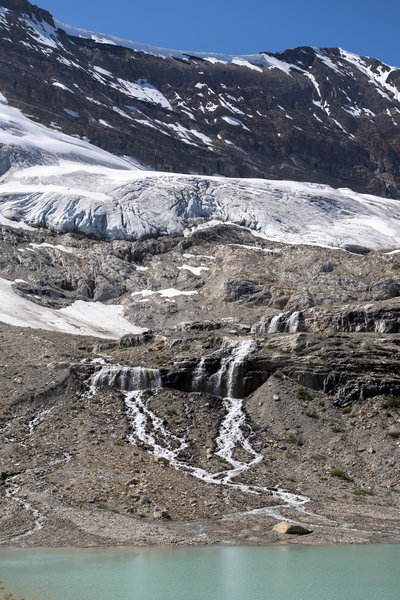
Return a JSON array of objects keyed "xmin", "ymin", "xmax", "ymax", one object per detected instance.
[
  {"xmin": 353, "ymin": 489, "xmax": 374, "ymax": 496},
  {"xmin": 298, "ymin": 387, "xmax": 313, "ymax": 401},
  {"xmin": 382, "ymin": 396, "xmax": 400, "ymax": 409},
  {"xmin": 305, "ymin": 411, "xmax": 319, "ymax": 419},
  {"xmin": 388, "ymin": 431, "xmax": 400, "ymax": 439},
  {"xmin": 329, "ymin": 469, "xmax": 353, "ymax": 482}
]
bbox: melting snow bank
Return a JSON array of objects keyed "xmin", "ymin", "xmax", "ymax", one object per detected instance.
[
  {"xmin": 89, "ymin": 340, "xmax": 318, "ymax": 522},
  {"xmin": 0, "ymin": 278, "xmax": 146, "ymax": 339},
  {"xmin": 2, "ymin": 163, "xmax": 400, "ymax": 249}
]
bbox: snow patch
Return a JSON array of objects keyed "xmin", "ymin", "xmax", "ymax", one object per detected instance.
[
  {"xmin": 28, "ymin": 242, "xmax": 72, "ymax": 253},
  {"xmin": 221, "ymin": 115, "xmax": 250, "ymax": 131},
  {"xmin": 63, "ymin": 108, "xmax": 79, "ymax": 118},
  {"xmin": 177, "ymin": 264, "xmax": 209, "ymax": 276},
  {"xmin": 132, "ymin": 288, "xmax": 198, "ymax": 299},
  {"xmin": 0, "ymin": 278, "xmax": 146, "ymax": 339},
  {"xmin": 112, "ymin": 78, "xmax": 172, "ymax": 111},
  {"xmin": 53, "ymin": 82, "xmax": 74, "ymax": 93}
]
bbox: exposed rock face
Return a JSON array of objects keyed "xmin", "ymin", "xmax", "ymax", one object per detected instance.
[
  {"xmin": 0, "ymin": 1, "xmax": 399, "ymax": 197},
  {"xmin": 306, "ymin": 305, "xmax": 400, "ymax": 334}
]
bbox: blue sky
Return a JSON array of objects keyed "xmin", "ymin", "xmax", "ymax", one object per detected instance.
[{"xmin": 39, "ymin": 0, "xmax": 400, "ymax": 67}]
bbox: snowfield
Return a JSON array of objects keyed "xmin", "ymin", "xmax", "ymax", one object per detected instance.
[
  {"xmin": 1, "ymin": 92, "xmax": 400, "ymax": 250},
  {"xmin": 0, "ymin": 277, "xmax": 146, "ymax": 339}
]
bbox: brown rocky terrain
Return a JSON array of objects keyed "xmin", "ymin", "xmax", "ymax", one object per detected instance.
[{"xmin": 0, "ymin": 221, "xmax": 399, "ymax": 547}]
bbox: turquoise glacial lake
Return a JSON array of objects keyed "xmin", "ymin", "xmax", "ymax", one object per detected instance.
[{"xmin": 0, "ymin": 545, "xmax": 399, "ymax": 600}]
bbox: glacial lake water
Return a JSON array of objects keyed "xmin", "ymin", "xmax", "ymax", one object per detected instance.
[{"xmin": 0, "ymin": 544, "xmax": 399, "ymax": 600}]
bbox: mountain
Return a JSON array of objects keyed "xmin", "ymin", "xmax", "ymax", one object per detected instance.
[
  {"xmin": 0, "ymin": 0, "xmax": 400, "ymax": 198},
  {"xmin": 0, "ymin": 0, "xmax": 399, "ymax": 549}
]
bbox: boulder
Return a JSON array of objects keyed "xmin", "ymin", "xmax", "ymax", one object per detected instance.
[
  {"xmin": 138, "ymin": 495, "xmax": 151, "ymax": 505},
  {"xmin": 272, "ymin": 521, "xmax": 312, "ymax": 535},
  {"xmin": 153, "ymin": 507, "xmax": 171, "ymax": 519},
  {"xmin": 154, "ymin": 456, "xmax": 169, "ymax": 466},
  {"xmin": 389, "ymin": 422, "xmax": 400, "ymax": 435},
  {"xmin": 372, "ymin": 278, "xmax": 400, "ymax": 301},
  {"xmin": 344, "ymin": 245, "xmax": 371, "ymax": 255}
]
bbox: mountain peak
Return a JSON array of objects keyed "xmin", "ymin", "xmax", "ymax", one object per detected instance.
[
  {"xmin": 1, "ymin": 0, "xmax": 54, "ymax": 27},
  {"xmin": 0, "ymin": 0, "xmax": 399, "ymax": 199}
]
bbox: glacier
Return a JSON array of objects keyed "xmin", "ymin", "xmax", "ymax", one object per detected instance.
[{"xmin": 1, "ymin": 92, "xmax": 400, "ymax": 250}]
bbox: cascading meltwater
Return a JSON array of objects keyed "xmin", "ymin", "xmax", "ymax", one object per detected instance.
[{"xmin": 88, "ymin": 341, "xmax": 314, "ymax": 521}]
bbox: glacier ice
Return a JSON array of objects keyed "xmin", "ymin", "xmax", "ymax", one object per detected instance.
[{"xmin": 1, "ymin": 93, "xmax": 400, "ymax": 250}]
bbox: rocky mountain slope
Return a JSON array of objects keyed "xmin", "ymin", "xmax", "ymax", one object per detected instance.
[
  {"xmin": 0, "ymin": 0, "xmax": 400, "ymax": 197},
  {"xmin": 0, "ymin": 0, "xmax": 399, "ymax": 548},
  {"xmin": 0, "ymin": 219, "xmax": 399, "ymax": 546}
]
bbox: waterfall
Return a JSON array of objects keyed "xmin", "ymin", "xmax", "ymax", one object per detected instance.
[
  {"xmin": 268, "ymin": 313, "xmax": 283, "ymax": 333},
  {"xmin": 252, "ymin": 311, "xmax": 301, "ymax": 335},
  {"xmin": 193, "ymin": 339, "xmax": 254, "ymax": 398},
  {"xmin": 225, "ymin": 340, "xmax": 255, "ymax": 399},
  {"xmin": 209, "ymin": 342, "xmax": 236, "ymax": 396},
  {"xmin": 251, "ymin": 310, "xmax": 301, "ymax": 334},
  {"xmin": 192, "ymin": 357, "xmax": 207, "ymax": 392},
  {"xmin": 375, "ymin": 319, "xmax": 387, "ymax": 333},
  {"xmin": 90, "ymin": 365, "xmax": 161, "ymax": 393},
  {"xmin": 213, "ymin": 340, "xmax": 260, "ymax": 473},
  {"xmin": 285, "ymin": 311, "xmax": 300, "ymax": 333}
]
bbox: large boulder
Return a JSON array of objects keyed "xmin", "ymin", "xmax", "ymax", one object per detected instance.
[{"xmin": 272, "ymin": 521, "xmax": 312, "ymax": 535}]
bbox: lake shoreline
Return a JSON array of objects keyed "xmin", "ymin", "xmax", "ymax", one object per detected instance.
[{"xmin": 1, "ymin": 499, "xmax": 400, "ymax": 550}]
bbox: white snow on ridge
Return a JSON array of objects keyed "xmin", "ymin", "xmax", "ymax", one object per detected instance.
[
  {"xmin": 55, "ymin": 20, "xmax": 299, "ymax": 75},
  {"xmin": 0, "ymin": 278, "xmax": 146, "ymax": 339},
  {"xmin": 21, "ymin": 15, "xmax": 59, "ymax": 52},
  {"xmin": 340, "ymin": 50, "xmax": 400, "ymax": 102},
  {"xmin": 0, "ymin": 93, "xmax": 134, "ymax": 171}
]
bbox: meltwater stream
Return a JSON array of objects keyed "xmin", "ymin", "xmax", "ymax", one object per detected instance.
[{"xmin": 89, "ymin": 339, "xmax": 312, "ymax": 521}]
